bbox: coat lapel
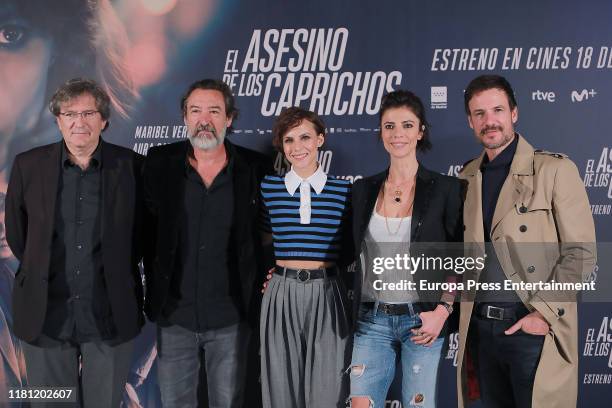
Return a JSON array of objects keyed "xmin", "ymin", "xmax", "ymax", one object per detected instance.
[
  {"xmin": 460, "ymin": 151, "xmax": 486, "ymax": 245},
  {"xmin": 410, "ymin": 167, "xmax": 434, "ymax": 242},
  {"xmin": 490, "ymin": 135, "xmax": 535, "ymax": 236},
  {"xmin": 41, "ymin": 143, "xmax": 62, "ymax": 224},
  {"xmin": 101, "ymin": 141, "xmax": 121, "ymax": 239},
  {"xmin": 490, "ymin": 175, "xmax": 520, "ymax": 236},
  {"xmin": 165, "ymin": 141, "xmax": 189, "ymax": 234},
  {"xmin": 232, "ymin": 148, "xmax": 252, "ymax": 237},
  {"xmin": 363, "ymin": 173, "xmax": 384, "ymax": 222},
  {"xmin": 355, "ymin": 171, "xmax": 385, "ymax": 249}
]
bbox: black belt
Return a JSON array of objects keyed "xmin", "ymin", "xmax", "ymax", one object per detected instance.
[
  {"xmin": 474, "ymin": 303, "xmax": 529, "ymax": 321},
  {"xmin": 274, "ymin": 266, "xmax": 337, "ymax": 282},
  {"xmin": 365, "ymin": 302, "xmax": 424, "ymax": 316}
]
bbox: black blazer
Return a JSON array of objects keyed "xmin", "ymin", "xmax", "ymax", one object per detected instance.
[
  {"xmin": 351, "ymin": 165, "xmax": 464, "ymax": 329},
  {"xmin": 5, "ymin": 140, "xmax": 146, "ymax": 343},
  {"xmin": 143, "ymin": 140, "xmax": 269, "ymax": 326}
]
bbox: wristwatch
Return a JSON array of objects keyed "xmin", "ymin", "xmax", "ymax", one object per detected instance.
[{"xmin": 437, "ymin": 302, "xmax": 454, "ymax": 315}]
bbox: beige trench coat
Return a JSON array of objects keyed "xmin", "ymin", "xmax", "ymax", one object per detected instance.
[{"xmin": 456, "ymin": 135, "xmax": 596, "ymax": 408}]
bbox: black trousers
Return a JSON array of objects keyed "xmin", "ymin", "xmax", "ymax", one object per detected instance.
[
  {"xmin": 470, "ymin": 304, "xmax": 545, "ymax": 408},
  {"xmin": 22, "ymin": 334, "xmax": 134, "ymax": 408}
]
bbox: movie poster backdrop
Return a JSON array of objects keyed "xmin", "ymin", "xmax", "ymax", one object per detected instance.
[{"xmin": 0, "ymin": 0, "xmax": 610, "ymax": 406}]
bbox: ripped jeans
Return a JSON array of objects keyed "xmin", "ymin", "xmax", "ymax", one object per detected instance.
[{"xmin": 348, "ymin": 303, "xmax": 443, "ymax": 407}]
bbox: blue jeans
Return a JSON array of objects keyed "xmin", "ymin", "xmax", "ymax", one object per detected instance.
[
  {"xmin": 156, "ymin": 323, "xmax": 250, "ymax": 408},
  {"xmin": 349, "ymin": 304, "xmax": 443, "ymax": 408}
]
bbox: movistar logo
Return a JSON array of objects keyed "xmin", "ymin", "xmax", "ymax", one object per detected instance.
[{"xmin": 571, "ymin": 89, "xmax": 597, "ymax": 102}]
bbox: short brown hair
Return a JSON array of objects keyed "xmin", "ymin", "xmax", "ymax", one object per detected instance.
[
  {"xmin": 272, "ymin": 107, "xmax": 325, "ymax": 152},
  {"xmin": 464, "ymin": 75, "xmax": 517, "ymax": 115},
  {"xmin": 49, "ymin": 78, "xmax": 111, "ymax": 131},
  {"xmin": 49, "ymin": 78, "xmax": 111, "ymax": 120}
]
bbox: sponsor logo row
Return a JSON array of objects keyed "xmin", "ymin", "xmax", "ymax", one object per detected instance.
[
  {"xmin": 429, "ymin": 86, "xmax": 598, "ymax": 108},
  {"xmin": 532, "ymin": 88, "xmax": 598, "ymax": 103}
]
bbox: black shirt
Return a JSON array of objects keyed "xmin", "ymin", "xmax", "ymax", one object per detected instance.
[
  {"xmin": 44, "ymin": 143, "xmax": 116, "ymax": 342},
  {"xmin": 476, "ymin": 135, "xmax": 521, "ymax": 304},
  {"xmin": 161, "ymin": 145, "xmax": 241, "ymax": 331}
]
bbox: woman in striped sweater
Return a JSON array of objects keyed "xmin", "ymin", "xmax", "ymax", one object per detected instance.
[{"xmin": 260, "ymin": 107, "xmax": 352, "ymax": 408}]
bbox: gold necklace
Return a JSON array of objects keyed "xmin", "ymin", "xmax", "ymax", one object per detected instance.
[
  {"xmin": 381, "ymin": 185, "xmax": 414, "ymax": 235},
  {"xmin": 385, "ymin": 179, "xmax": 412, "ymax": 203}
]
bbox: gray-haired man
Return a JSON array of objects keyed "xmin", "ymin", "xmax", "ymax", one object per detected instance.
[{"xmin": 6, "ymin": 78, "xmax": 145, "ymax": 407}]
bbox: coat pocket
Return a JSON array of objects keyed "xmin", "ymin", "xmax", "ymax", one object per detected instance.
[{"xmin": 515, "ymin": 197, "xmax": 552, "ymax": 214}]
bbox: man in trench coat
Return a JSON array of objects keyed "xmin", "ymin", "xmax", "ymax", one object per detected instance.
[{"xmin": 456, "ymin": 75, "xmax": 596, "ymax": 408}]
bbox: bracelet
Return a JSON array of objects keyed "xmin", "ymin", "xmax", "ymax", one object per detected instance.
[{"xmin": 437, "ymin": 302, "xmax": 453, "ymax": 315}]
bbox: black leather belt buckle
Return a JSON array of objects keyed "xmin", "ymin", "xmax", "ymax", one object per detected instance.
[
  {"xmin": 486, "ymin": 305, "xmax": 504, "ymax": 320},
  {"xmin": 377, "ymin": 303, "xmax": 409, "ymax": 315},
  {"xmin": 380, "ymin": 303, "xmax": 393, "ymax": 314},
  {"xmin": 297, "ymin": 269, "xmax": 311, "ymax": 282},
  {"xmin": 276, "ymin": 266, "xmax": 334, "ymax": 281}
]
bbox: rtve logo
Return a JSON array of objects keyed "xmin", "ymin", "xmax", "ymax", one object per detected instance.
[
  {"xmin": 531, "ymin": 90, "xmax": 556, "ymax": 102},
  {"xmin": 571, "ymin": 89, "xmax": 597, "ymax": 103}
]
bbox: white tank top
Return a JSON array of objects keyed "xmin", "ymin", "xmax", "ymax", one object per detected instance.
[{"xmin": 361, "ymin": 204, "xmax": 418, "ymax": 304}]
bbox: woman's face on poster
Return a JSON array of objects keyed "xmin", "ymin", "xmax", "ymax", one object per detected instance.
[{"xmin": 0, "ymin": 7, "xmax": 53, "ymax": 144}]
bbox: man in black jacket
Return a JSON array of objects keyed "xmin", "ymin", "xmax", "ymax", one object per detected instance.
[
  {"xmin": 5, "ymin": 78, "xmax": 145, "ymax": 407},
  {"xmin": 144, "ymin": 79, "xmax": 268, "ymax": 408}
]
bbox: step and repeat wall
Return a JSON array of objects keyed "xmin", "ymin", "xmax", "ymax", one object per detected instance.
[{"xmin": 1, "ymin": 0, "xmax": 610, "ymax": 406}]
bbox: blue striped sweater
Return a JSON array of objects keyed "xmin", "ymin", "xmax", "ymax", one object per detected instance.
[{"xmin": 260, "ymin": 174, "xmax": 351, "ymax": 262}]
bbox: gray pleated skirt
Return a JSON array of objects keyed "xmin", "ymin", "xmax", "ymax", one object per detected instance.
[{"xmin": 260, "ymin": 272, "xmax": 352, "ymax": 408}]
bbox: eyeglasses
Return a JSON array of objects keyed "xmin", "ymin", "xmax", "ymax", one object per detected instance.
[{"xmin": 59, "ymin": 110, "xmax": 100, "ymax": 121}]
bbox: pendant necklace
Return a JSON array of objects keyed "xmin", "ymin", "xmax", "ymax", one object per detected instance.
[
  {"xmin": 393, "ymin": 189, "xmax": 402, "ymax": 203},
  {"xmin": 381, "ymin": 184, "xmax": 415, "ymax": 235},
  {"xmin": 385, "ymin": 178, "xmax": 412, "ymax": 204}
]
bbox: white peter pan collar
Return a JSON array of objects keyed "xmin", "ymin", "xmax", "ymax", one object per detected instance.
[
  {"xmin": 284, "ymin": 164, "xmax": 327, "ymax": 196},
  {"xmin": 284, "ymin": 164, "xmax": 327, "ymax": 224}
]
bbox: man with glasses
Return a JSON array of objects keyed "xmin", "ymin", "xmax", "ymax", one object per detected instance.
[{"xmin": 5, "ymin": 78, "xmax": 145, "ymax": 407}]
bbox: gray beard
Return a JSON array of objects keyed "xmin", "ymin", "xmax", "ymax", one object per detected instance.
[{"xmin": 188, "ymin": 128, "xmax": 226, "ymax": 150}]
